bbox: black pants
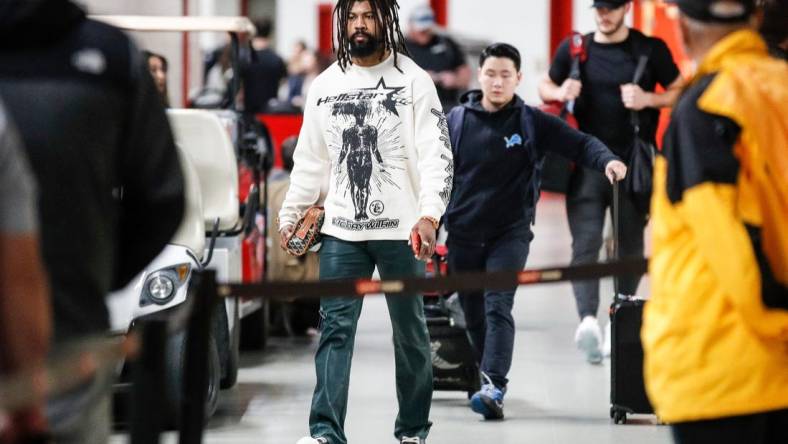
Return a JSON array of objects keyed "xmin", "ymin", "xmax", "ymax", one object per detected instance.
[
  {"xmin": 447, "ymin": 229, "xmax": 532, "ymax": 389},
  {"xmin": 567, "ymin": 167, "xmax": 647, "ymax": 319},
  {"xmin": 672, "ymin": 408, "xmax": 788, "ymax": 444}
]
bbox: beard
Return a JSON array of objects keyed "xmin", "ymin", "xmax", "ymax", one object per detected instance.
[
  {"xmin": 349, "ymin": 31, "xmax": 381, "ymax": 57},
  {"xmin": 597, "ymin": 16, "xmax": 625, "ymax": 36}
]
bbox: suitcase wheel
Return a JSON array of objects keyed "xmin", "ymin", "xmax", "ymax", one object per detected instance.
[{"xmin": 612, "ymin": 409, "xmax": 627, "ymax": 424}]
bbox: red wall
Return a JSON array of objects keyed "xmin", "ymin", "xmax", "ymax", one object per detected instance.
[{"xmin": 258, "ymin": 114, "xmax": 305, "ymax": 169}]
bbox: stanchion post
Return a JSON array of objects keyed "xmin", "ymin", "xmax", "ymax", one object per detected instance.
[
  {"xmin": 179, "ymin": 270, "xmax": 220, "ymax": 444},
  {"xmin": 130, "ymin": 318, "xmax": 168, "ymax": 444}
]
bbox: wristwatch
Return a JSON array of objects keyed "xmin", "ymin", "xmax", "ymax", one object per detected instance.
[{"xmin": 420, "ymin": 216, "xmax": 439, "ymax": 230}]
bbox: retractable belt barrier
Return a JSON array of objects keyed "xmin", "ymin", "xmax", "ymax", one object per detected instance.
[
  {"xmin": 1, "ymin": 258, "xmax": 648, "ymax": 444},
  {"xmin": 220, "ymin": 258, "xmax": 649, "ymax": 300}
]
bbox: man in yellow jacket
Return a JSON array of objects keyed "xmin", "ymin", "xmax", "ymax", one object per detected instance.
[{"xmin": 643, "ymin": 0, "xmax": 788, "ymax": 442}]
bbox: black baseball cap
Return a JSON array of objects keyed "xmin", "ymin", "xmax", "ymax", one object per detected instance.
[
  {"xmin": 592, "ymin": 0, "xmax": 630, "ymax": 8},
  {"xmin": 669, "ymin": 0, "xmax": 755, "ymax": 22}
]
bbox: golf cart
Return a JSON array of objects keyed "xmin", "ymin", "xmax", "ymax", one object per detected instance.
[{"xmin": 98, "ymin": 15, "xmax": 271, "ymax": 423}]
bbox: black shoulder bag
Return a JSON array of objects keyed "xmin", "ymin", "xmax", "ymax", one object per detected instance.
[{"xmin": 623, "ymin": 52, "xmax": 656, "ymax": 216}]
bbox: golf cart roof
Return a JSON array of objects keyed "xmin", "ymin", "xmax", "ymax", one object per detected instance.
[{"xmin": 90, "ymin": 15, "xmax": 256, "ymax": 36}]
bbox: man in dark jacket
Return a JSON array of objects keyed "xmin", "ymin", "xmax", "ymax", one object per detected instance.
[
  {"xmin": 0, "ymin": 1, "xmax": 185, "ymax": 441},
  {"xmin": 444, "ymin": 43, "xmax": 626, "ymax": 420},
  {"xmin": 242, "ymin": 17, "xmax": 287, "ymax": 113}
]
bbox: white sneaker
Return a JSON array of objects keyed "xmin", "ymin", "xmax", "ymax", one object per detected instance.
[
  {"xmin": 603, "ymin": 322, "xmax": 612, "ymax": 358},
  {"xmin": 296, "ymin": 437, "xmax": 328, "ymax": 444},
  {"xmin": 575, "ymin": 316, "xmax": 603, "ymax": 364}
]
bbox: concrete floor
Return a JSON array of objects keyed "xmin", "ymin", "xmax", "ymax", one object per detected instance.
[{"xmin": 112, "ymin": 196, "xmax": 670, "ymax": 444}]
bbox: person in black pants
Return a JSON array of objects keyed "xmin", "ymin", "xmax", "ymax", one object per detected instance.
[
  {"xmin": 444, "ymin": 43, "xmax": 626, "ymax": 420},
  {"xmin": 539, "ymin": 0, "xmax": 683, "ymax": 364}
]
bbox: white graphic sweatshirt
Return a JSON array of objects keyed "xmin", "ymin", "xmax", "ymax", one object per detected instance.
[{"xmin": 279, "ymin": 53, "xmax": 453, "ymax": 241}]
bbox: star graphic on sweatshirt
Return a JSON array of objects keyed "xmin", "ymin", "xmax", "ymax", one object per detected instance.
[{"xmin": 361, "ymin": 77, "xmax": 405, "ymax": 116}]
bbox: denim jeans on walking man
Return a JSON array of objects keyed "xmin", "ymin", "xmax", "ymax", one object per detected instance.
[
  {"xmin": 309, "ymin": 236, "xmax": 433, "ymax": 444},
  {"xmin": 447, "ymin": 230, "xmax": 532, "ymax": 389}
]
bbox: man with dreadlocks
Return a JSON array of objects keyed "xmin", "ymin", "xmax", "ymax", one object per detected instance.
[{"xmin": 279, "ymin": 1, "xmax": 452, "ymax": 443}]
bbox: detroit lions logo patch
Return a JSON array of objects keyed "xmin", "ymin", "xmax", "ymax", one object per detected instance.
[{"xmin": 504, "ymin": 133, "xmax": 523, "ymax": 149}]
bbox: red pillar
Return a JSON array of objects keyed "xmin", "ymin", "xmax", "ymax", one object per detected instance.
[
  {"xmin": 318, "ymin": 3, "xmax": 334, "ymax": 57},
  {"xmin": 550, "ymin": 0, "xmax": 573, "ymax": 57},
  {"xmin": 430, "ymin": 0, "xmax": 448, "ymax": 27},
  {"xmin": 633, "ymin": 0, "xmax": 643, "ymax": 31}
]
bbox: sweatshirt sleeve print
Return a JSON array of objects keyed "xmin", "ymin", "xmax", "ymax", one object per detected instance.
[
  {"xmin": 278, "ymin": 85, "xmax": 330, "ymax": 228},
  {"xmin": 412, "ymin": 72, "xmax": 453, "ymax": 221}
]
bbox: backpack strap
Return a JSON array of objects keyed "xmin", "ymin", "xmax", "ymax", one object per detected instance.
[
  {"xmin": 627, "ymin": 30, "xmax": 654, "ymax": 134},
  {"xmin": 520, "ymin": 106, "xmax": 541, "ymax": 224},
  {"xmin": 446, "ymin": 106, "xmax": 465, "ymax": 156}
]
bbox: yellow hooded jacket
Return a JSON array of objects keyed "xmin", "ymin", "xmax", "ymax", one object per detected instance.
[{"xmin": 643, "ymin": 30, "xmax": 788, "ymax": 423}]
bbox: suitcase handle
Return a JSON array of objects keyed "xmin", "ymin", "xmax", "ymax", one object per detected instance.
[{"xmin": 613, "ymin": 181, "xmax": 620, "ymax": 298}]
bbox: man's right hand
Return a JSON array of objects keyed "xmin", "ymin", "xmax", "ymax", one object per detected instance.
[
  {"xmin": 279, "ymin": 225, "xmax": 294, "ymax": 251},
  {"xmin": 559, "ymin": 79, "xmax": 582, "ymax": 102}
]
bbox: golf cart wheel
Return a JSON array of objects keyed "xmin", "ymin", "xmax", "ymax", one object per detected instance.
[{"xmin": 164, "ymin": 330, "xmax": 221, "ymax": 428}]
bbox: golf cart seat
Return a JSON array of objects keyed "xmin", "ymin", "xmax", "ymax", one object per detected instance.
[
  {"xmin": 170, "ymin": 144, "xmax": 206, "ymax": 259},
  {"xmin": 167, "ymin": 109, "xmax": 240, "ymax": 233}
]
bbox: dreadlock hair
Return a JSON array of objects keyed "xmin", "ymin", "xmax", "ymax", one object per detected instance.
[{"xmin": 333, "ymin": 0, "xmax": 410, "ymax": 73}]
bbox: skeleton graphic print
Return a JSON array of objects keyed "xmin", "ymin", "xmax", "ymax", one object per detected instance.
[
  {"xmin": 318, "ymin": 77, "xmax": 412, "ymax": 225},
  {"xmin": 338, "ymin": 101, "xmax": 382, "ymax": 220}
]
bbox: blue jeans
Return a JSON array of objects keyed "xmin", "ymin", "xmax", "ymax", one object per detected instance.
[
  {"xmin": 447, "ymin": 230, "xmax": 532, "ymax": 389},
  {"xmin": 309, "ymin": 236, "xmax": 432, "ymax": 444}
]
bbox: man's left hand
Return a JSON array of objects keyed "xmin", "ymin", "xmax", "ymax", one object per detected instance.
[
  {"xmin": 605, "ymin": 160, "xmax": 627, "ymax": 184},
  {"xmin": 411, "ymin": 219, "xmax": 436, "ymax": 262},
  {"xmin": 620, "ymin": 83, "xmax": 651, "ymax": 111}
]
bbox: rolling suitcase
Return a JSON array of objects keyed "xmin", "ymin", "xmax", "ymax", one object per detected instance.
[
  {"xmin": 609, "ymin": 182, "xmax": 654, "ymax": 424},
  {"xmin": 424, "ymin": 248, "xmax": 480, "ymax": 399}
]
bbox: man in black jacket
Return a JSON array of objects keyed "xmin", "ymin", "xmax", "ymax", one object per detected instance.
[
  {"xmin": 0, "ymin": 1, "xmax": 185, "ymax": 441},
  {"xmin": 444, "ymin": 43, "xmax": 626, "ymax": 420}
]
